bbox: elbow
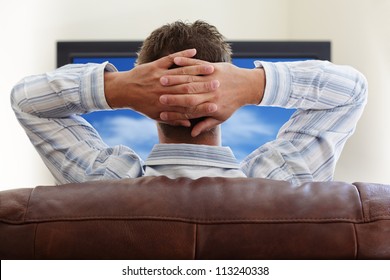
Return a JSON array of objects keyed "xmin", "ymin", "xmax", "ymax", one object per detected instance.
[
  {"xmin": 10, "ymin": 76, "xmax": 38, "ymax": 115},
  {"xmin": 351, "ymin": 69, "xmax": 368, "ymax": 107},
  {"xmin": 10, "ymin": 79, "xmax": 25, "ymax": 114}
]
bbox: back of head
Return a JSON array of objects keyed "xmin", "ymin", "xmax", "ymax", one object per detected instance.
[{"xmin": 137, "ymin": 20, "xmax": 232, "ymax": 145}]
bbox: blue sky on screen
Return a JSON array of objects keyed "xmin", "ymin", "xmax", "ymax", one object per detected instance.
[{"xmin": 75, "ymin": 57, "xmax": 295, "ymax": 161}]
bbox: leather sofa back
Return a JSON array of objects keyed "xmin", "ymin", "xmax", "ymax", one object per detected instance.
[{"xmin": 1, "ymin": 177, "xmax": 389, "ymax": 259}]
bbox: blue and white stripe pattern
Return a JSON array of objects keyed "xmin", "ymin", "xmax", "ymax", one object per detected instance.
[
  {"xmin": 11, "ymin": 60, "xmax": 367, "ymax": 185},
  {"xmin": 241, "ymin": 60, "xmax": 367, "ymax": 185}
]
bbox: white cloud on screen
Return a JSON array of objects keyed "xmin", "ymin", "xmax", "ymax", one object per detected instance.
[
  {"xmin": 91, "ymin": 116, "xmax": 158, "ymax": 159},
  {"xmin": 222, "ymin": 108, "xmax": 279, "ymax": 160},
  {"xmin": 222, "ymin": 109, "xmax": 276, "ymax": 143}
]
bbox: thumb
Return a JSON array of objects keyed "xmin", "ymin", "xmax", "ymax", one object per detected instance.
[
  {"xmin": 156, "ymin": 49, "xmax": 197, "ymax": 69},
  {"xmin": 191, "ymin": 118, "xmax": 221, "ymax": 137}
]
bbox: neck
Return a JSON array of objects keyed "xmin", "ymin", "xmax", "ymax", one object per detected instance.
[{"xmin": 157, "ymin": 125, "xmax": 221, "ymax": 146}]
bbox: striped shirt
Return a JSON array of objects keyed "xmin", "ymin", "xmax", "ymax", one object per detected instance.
[{"xmin": 11, "ymin": 60, "xmax": 367, "ymax": 185}]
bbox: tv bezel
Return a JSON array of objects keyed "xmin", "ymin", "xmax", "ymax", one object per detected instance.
[{"xmin": 57, "ymin": 41, "xmax": 331, "ymax": 68}]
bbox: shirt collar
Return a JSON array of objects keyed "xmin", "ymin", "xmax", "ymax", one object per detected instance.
[{"xmin": 145, "ymin": 144, "xmax": 240, "ymax": 169}]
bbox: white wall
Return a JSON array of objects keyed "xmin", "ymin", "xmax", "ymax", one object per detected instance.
[
  {"xmin": 288, "ymin": 0, "xmax": 390, "ymax": 184},
  {"xmin": 0, "ymin": 0, "xmax": 389, "ymax": 190}
]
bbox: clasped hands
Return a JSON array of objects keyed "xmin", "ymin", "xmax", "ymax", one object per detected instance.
[{"xmin": 105, "ymin": 49, "xmax": 264, "ymax": 137}]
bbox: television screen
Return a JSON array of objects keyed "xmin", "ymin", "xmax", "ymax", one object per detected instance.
[{"xmin": 58, "ymin": 41, "xmax": 331, "ymax": 161}]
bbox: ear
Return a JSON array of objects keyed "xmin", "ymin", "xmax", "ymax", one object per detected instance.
[{"xmin": 155, "ymin": 122, "xmax": 165, "ymax": 144}]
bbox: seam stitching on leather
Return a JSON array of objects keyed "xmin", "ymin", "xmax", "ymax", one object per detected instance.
[
  {"xmin": 4, "ymin": 216, "xmax": 366, "ymax": 223},
  {"xmin": 193, "ymin": 224, "xmax": 198, "ymax": 260},
  {"xmin": 352, "ymin": 223, "xmax": 359, "ymax": 259}
]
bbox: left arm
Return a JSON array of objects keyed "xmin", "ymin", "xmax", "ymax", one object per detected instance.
[{"xmin": 241, "ymin": 60, "xmax": 368, "ymax": 183}]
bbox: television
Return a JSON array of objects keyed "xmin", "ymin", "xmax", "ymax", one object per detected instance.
[{"xmin": 57, "ymin": 41, "xmax": 331, "ymax": 161}]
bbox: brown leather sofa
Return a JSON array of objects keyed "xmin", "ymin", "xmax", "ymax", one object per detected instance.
[{"xmin": 1, "ymin": 177, "xmax": 390, "ymax": 260}]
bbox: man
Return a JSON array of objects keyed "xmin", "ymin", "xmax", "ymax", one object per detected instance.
[{"xmin": 11, "ymin": 21, "xmax": 367, "ymax": 185}]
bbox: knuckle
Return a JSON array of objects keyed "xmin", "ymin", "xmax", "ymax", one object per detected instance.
[
  {"xmin": 177, "ymin": 67, "xmax": 187, "ymax": 75},
  {"xmin": 182, "ymin": 84, "xmax": 192, "ymax": 94},
  {"xmin": 185, "ymin": 104, "xmax": 202, "ymax": 118},
  {"xmin": 186, "ymin": 106, "xmax": 195, "ymax": 115},
  {"xmin": 203, "ymin": 81, "xmax": 212, "ymax": 92},
  {"xmin": 186, "ymin": 75, "xmax": 195, "ymax": 83},
  {"xmin": 192, "ymin": 104, "xmax": 201, "ymax": 114},
  {"xmin": 187, "ymin": 84, "xmax": 198, "ymax": 94}
]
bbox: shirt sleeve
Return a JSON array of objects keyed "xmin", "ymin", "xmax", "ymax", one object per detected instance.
[
  {"xmin": 11, "ymin": 62, "xmax": 144, "ymax": 184},
  {"xmin": 241, "ymin": 60, "xmax": 368, "ymax": 185}
]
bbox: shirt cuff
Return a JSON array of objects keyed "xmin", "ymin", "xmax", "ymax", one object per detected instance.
[
  {"xmin": 254, "ymin": 61, "xmax": 293, "ymax": 108},
  {"xmin": 80, "ymin": 62, "xmax": 118, "ymax": 111}
]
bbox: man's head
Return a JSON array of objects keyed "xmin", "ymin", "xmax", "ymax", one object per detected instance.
[{"xmin": 137, "ymin": 20, "xmax": 232, "ymax": 145}]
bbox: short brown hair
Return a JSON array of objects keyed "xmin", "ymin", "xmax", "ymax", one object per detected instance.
[
  {"xmin": 137, "ymin": 20, "xmax": 232, "ymax": 64},
  {"xmin": 137, "ymin": 20, "xmax": 232, "ymax": 141}
]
